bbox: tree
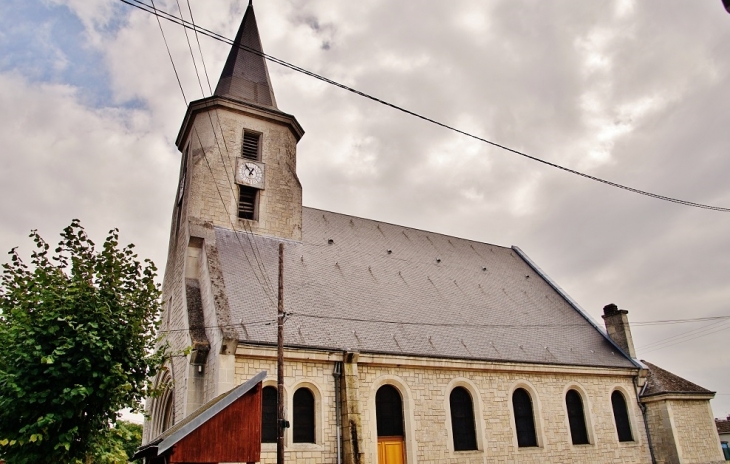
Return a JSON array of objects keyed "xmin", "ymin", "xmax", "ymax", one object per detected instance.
[
  {"xmin": 88, "ymin": 420, "xmax": 143, "ymax": 464},
  {"xmin": 0, "ymin": 220, "xmax": 166, "ymax": 464}
]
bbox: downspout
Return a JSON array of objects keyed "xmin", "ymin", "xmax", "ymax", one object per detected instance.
[
  {"xmin": 635, "ymin": 376, "xmax": 656, "ymax": 464},
  {"xmin": 333, "ymin": 361, "xmax": 343, "ymax": 464}
]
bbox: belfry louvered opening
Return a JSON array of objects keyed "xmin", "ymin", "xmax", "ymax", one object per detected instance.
[
  {"xmin": 238, "ymin": 185, "xmax": 258, "ymax": 220},
  {"xmin": 242, "ymin": 131, "xmax": 260, "ymax": 160}
]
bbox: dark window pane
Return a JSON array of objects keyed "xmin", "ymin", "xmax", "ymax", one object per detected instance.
[
  {"xmin": 293, "ymin": 388, "xmax": 315, "ymax": 443},
  {"xmin": 262, "ymin": 386, "xmax": 277, "ymax": 443},
  {"xmin": 238, "ymin": 185, "xmax": 257, "ymax": 220},
  {"xmin": 450, "ymin": 387, "xmax": 477, "ymax": 451},
  {"xmin": 512, "ymin": 388, "xmax": 537, "ymax": 447},
  {"xmin": 242, "ymin": 131, "xmax": 260, "ymax": 160},
  {"xmin": 611, "ymin": 391, "xmax": 634, "ymax": 442},
  {"xmin": 376, "ymin": 385, "xmax": 404, "ymax": 437},
  {"xmin": 566, "ymin": 390, "xmax": 589, "ymax": 445}
]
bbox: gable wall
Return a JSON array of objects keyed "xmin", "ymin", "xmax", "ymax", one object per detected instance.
[{"xmin": 234, "ymin": 348, "xmax": 651, "ymax": 464}]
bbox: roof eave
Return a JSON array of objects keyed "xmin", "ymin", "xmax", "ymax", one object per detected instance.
[{"xmin": 175, "ymin": 96, "xmax": 304, "ymax": 150}]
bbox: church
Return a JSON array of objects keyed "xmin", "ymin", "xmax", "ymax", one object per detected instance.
[{"xmin": 143, "ymin": 3, "xmax": 725, "ymax": 463}]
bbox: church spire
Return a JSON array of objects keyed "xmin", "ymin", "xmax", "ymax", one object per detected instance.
[{"xmin": 214, "ymin": 1, "xmax": 277, "ymax": 108}]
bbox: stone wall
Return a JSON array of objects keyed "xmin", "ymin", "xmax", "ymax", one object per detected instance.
[
  {"xmin": 185, "ymin": 103, "xmax": 302, "ymax": 241},
  {"xmin": 643, "ymin": 397, "xmax": 724, "ymax": 464},
  {"xmin": 234, "ymin": 347, "xmax": 652, "ymax": 464}
]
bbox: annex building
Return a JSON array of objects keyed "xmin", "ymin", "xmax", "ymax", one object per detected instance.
[{"xmin": 143, "ymin": 4, "xmax": 725, "ymax": 463}]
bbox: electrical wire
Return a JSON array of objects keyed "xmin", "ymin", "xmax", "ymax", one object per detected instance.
[
  {"xmin": 173, "ymin": 0, "xmax": 205, "ymax": 98},
  {"xmin": 148, "ymin": 0, "xmax": 187, "ymax": 105},
  {"xmin": 192, "ymin": 126, "xmax": 278, "ymax": 306},
  {"xmin": 118, "ymin": 0, "xmax": 730, "ymax": 213},
  {"xmin": 157, "ymin": 318, "xmax": 277, "ymax": 334}
]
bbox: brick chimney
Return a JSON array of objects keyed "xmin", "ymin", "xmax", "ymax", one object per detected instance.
[{"xmin": 602, "ymin": 304, "xmax": 637, "ymax": 358}]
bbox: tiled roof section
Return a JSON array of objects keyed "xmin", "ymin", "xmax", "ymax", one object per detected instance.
[
  {"xmin": 640, "ymin": 360, "xmax": 714, "ymax": 397},
  {"xmin": 717, "ymin": 418, "xmax": 730, "ymax": 435},
  {"xmin": 213, "ymin": 207, "xmax": 636, "ymax": 368},
  {"xmin": 214, "ymin": 1, "xmax": 277, "ymax": 108}
]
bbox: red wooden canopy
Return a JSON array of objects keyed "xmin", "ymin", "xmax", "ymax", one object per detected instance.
[{"xmin": 135, "ymin": 371, "xmax": 265, "ymax": 464}]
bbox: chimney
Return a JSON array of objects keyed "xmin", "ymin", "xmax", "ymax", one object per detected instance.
[{"xmin": 602, "ymin": 303, "xmax": 637, "ymax": 358}]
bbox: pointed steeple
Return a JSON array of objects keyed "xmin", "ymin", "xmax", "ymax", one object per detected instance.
[{"xmin": 214, "ymin": 1, "xmax": 277, "ymax": 108}]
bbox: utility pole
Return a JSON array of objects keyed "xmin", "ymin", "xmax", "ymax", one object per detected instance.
[{"xmin": 277, "ymin": 243, "xmax": 285, "ymax": 464}]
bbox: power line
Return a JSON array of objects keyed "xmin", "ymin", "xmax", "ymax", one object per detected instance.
[
  {"xmin": 639, "ymin": 320, "xmax": 730, "ymax": 354},
  {"xmin": 170, "ymin": 0, "xmax": 279, "ymax": 299},
  {"xmin": 118, "ymin": 0, "xmax": 730, "ymax": 213},
  {"xmin": 631, "ymin": 315, "xmax": 730, "ymax": 326},
  {"xmin": 148, "ymin": 0, "xmax": 280, "ymax": 304},
  {"xmin": 192, "ymin": 126, "xmax": 279, "ymax": 306},
  {"xmin": 148, "ymin": 0, "xmax": 187, "ymax": 105},
  {"xmin": 185, "ymin": 0, "xmax": 214, "ymax": 95},
  {"xmin": 157, "ymin": 318, "xmax": 277, "ymax": 334},
  {"xmin": 173, "ymin": 0, "xmax": 205, "ymax": 98}
]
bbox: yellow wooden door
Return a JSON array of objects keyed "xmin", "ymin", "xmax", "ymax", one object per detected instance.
[{"xmin": 378, "ymin": 436, "xmax": 405, "ymax": 464}]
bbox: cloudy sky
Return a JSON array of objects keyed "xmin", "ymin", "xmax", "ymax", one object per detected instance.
[{"xmin": 2, "ymin": 0, "xmax": 730, "ymax": 418}]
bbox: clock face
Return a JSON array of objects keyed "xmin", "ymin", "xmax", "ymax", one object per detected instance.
[{"xmin": 242, "ymin": 162, "xmax": 263, "ymax": 184}]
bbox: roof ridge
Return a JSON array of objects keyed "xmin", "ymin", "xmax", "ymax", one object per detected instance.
[{"xmin": 302, "ymin": 206, "xmax": 510, "ymax": 250}]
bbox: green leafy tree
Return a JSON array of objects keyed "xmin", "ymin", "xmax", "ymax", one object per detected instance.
[
  {"xmin": 0, "ymin": 220, "xmax": 166, "ymax": 464},
  {"xmin": 87, "ymin": 420, "xmax": 143, "ymax": 464}
]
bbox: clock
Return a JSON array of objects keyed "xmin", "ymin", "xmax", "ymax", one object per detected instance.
[
  {"xmin": 243, "ymin": 162, "xmax": 262, "ymax": 183},
  {"xmin": 235, "ymin": 159, "xmax": 265, "ymax": 188}
]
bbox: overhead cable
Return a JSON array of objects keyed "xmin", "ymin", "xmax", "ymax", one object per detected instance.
[{"xmin": 119, "ymin": 0, "xmax": 730, "ymax": 213}]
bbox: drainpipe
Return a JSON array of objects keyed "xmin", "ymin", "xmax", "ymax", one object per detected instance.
[
  {"xmin": 333, "ymin": 362, "xmax": 343, "ymax": 464},
  {"xmin": 635, "ymin": 376, "xmax": 656, "ymax": 464}
]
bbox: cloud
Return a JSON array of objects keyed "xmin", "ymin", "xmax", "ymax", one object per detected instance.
[{"xmin": 2, "ymin": 0, "xmax": 730, "ymax": 417}]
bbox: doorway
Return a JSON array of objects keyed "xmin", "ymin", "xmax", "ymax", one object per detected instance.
[{"xmin": 376, "ymin": 385, "xmax": 405, "ymax": 464}]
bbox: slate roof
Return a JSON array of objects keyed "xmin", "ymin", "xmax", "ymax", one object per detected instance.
[
  {"xmin": 640, "ymin": 360, "xmax": 714, "ymax": 397},
  {"xmin": 214, "ymin": 1, "xmax": 277, "ymax": 108},
  {"xmin": 212, "ymin": 207, "xmax": 635, "ymax": 369}
]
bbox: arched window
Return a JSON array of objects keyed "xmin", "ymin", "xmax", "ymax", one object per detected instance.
[
  {"xmin": 450, "ymin": 387, "xmax": 477, "ymax": 451},
  {"xmin": 611, "ymin": 391, "xmax": 634, "ymax": 442},
  {"xmin": 565, "ymin": 389, "xmax": 589, "ymax": 445},
  {"xmin": 376, "ymin": 385, "xmax": 404, "ymax": 437},
  {"xmin": 160, "ymin": 390, "xmax": 174, "ymax": 433},
  {"xmin": 261, "ymin": 386, "xmax": 278, "ymax": 443},
  {"xmin": 293, "ymin": 387, "xmax": 315, "ymax": 443},
  {"xmin": 512, "ymin": 388, "xmax": 537, "ymax": 447}
]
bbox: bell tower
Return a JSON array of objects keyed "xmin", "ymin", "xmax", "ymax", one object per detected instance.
[
  {"xmin": 174, "ymin": 0, "xmax": 304, "ymax": 242},
  {"xmin": 149, "ymin": 2, "xmax": 304, "ymax": 436}
]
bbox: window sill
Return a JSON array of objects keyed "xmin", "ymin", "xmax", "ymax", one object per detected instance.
[
  {"xmin": 289, "ymin": 442, "xmax": 323, "ymax": 452},
  {"xmin": 450, "ymin": 449, "xmax": 483, "ymax": 456},
  {"xmin": 515, "ymin": 446, "xmax": 544, "ymax": 452}
]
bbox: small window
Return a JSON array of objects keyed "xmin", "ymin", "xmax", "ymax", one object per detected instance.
[
  {"xmin": 566, "ymin": 390, "xmax": 589, "ymax": 445},
  {"xmin": 238, "ymin": 185, "xmax": 258, "ymax": 220},
  {"xmin": 242, "ymin": 131, "xmax": 260, "ymax": 160},
  {"xmin": 512, "ymin": 388, "xmax": 537, "ymax": 447},
  {"xmin": 375, "ymin": 385, "xmax": 404, "ymax": 437},
  {"xmin": 611, "ymin": 391, "xmax": 634, "ymax": 442},
  {"xmin": 293, "ymin": 387, "xmax": 315, "ymax": 443},
  {"xmin": 262, "ymin": 386, "xmax": 277, "ymax": 443},
  {"xmin": 450, "ymin": 387, "xmax": 478, "ymax": 451}
]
